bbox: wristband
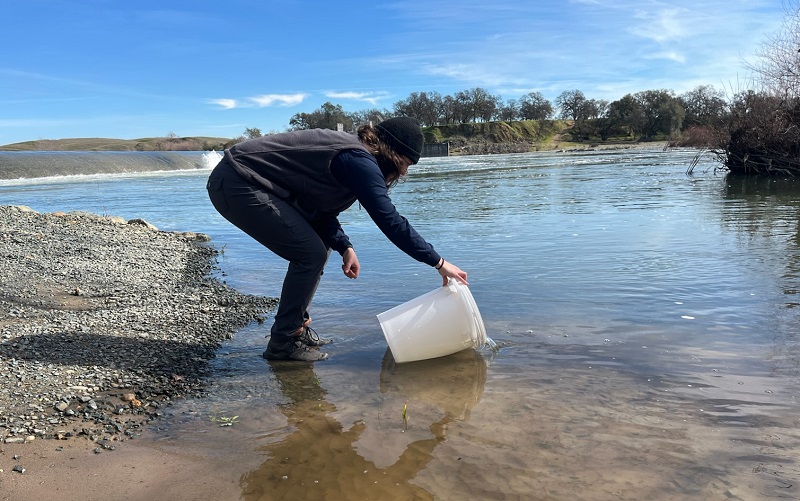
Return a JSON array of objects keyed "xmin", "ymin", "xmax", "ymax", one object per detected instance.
[{"xmin": 435, "ymin": 258, "xmax": 445, "ymax": 270}]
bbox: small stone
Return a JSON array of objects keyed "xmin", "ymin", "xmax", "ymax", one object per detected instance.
[
  {"xmin": 12, "ymin": 465, "xmax": 26, "ymax": 474},
  {"xmin": 127, "ymin": 218, "xmax": 158, "ymax": 231}
]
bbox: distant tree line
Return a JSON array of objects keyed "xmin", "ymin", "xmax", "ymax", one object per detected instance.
[{"xmin": 267, "ymin": 84, "xmax": 728, "ymax": 145}]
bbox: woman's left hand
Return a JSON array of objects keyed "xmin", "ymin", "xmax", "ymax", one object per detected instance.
[{"xmin": 342, "ymin": 247, "xmax": 360, "ymax": 279}]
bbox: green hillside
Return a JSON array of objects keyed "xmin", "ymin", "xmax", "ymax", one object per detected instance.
[
  {"xmin": 0, "ymin": 136, "xmax": 231, "ymax": 152},
  {"xmin": 424, "ymin": 120, "xmax": 575, "ymax": 154}
]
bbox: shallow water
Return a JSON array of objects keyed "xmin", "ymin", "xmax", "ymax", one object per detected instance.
[{"xmin": 2, "ymin": 148, "xmax": 799, "ymax": 499}]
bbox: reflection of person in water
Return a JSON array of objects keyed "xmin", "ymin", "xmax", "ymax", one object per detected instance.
[{"xmin": 240, "ymin": 350, "xmax": 487, "ymax": 500}]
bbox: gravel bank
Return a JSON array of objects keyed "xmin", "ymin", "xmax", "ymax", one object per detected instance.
[{"xmin": 0, "ymin": 205, "xmax": 276, "ymax": 447}]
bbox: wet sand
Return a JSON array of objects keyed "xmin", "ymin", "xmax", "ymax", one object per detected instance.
[{"xmin": 0, "ymin": 437, "xmax": 252, "ymax": 501}]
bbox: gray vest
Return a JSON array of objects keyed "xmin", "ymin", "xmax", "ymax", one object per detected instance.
[{"xmin": 224, "ymin": 129, "xmax": 369, "ymax": 219}]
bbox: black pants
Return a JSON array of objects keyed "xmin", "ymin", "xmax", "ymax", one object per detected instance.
[{"xmin": 206, "ymin": 160, "xmax": 330, "ymax": 353}]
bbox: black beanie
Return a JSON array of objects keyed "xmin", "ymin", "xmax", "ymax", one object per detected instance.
[{"xmin": 375, "ymin": 117, "xmax": 424, "ymax": 164}]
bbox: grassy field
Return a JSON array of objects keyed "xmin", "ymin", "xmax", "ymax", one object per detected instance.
[{"xmin": 0, "ymin": 136, "xmax": 232, "ymax": 152}]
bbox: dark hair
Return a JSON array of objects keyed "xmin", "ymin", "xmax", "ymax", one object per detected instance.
[{"xmin": 357, "ymin": 124, "xmax": 409, "ymax": 188}]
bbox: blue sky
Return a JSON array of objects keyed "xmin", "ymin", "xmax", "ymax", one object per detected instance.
[{"xmin": 0, "ymin": 0, "xmax": 785, "ymax": 145}]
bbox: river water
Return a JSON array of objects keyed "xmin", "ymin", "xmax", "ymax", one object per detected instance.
[{"xmin": 1, "ymin": 148, "xmax": 799, "ymax": 500}]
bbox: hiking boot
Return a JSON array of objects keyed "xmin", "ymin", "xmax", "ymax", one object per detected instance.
[
  {"xmin": 295, "ymin": 326, "xmax": 333, "ymax": 347},
  {"xmin": 263, "ymin": 340, "xmax": 329, "ymax": 362}
]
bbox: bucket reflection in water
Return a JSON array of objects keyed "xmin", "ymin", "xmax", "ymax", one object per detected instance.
[
  {"xmin": 377, "ymin": 279, "xmax": 489, "ymax": 363},
  {"xmin": 240, "ymin": 350, "xmax": 488, "ymax": 501},
  {"xmin": 379, "ymin": 348, "xmax": 488, "ymax": 422}
]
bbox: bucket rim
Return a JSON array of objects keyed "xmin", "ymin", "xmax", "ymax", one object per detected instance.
[{"xmin": 376, "ymin": 285, "xmax": 448, "ymax": 320}]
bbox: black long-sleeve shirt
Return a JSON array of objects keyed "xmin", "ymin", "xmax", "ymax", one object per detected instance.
[{"xmin": 328, "ymin": 149, "xmax": 441, "ymax": 267}]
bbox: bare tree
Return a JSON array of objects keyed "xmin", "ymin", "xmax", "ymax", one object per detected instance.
[
  {"xmin": 751, "ymin": 0, "xmax": 800, "ymax": 98},
  {"xmin": 348, "ymin": 109, "xmax": 391, "ymax": 128},
  {"xmin": 497, "ymin": 99, "xmax": 520, "ymax": 121},
  {"xmin": 441, "ymin": 95, "xmax": 458, "ymax": 124},
  {"xmin": 475, "ymin": 89, "xmax": 501, "ymax": 122},
  {"xmin": 453, "ymin": 90, "xmax": 473, "ymax": 123}
]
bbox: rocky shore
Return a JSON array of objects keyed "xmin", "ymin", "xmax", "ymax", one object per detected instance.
[{"xmin": 0, "ymin": 205, "xmax": 276, "ymax": 449}]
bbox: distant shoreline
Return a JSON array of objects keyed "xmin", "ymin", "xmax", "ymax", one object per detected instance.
[
  {"xmin": 0, "ymin": 136, "xmax": 231, "ymax": 152},
  {"xmin": 1, "ymin": 119, "xmax": 674, "ymax": 155},
  {"xmin": 0, "ymin": 135, "xmax": 668, "ymax": 155}
]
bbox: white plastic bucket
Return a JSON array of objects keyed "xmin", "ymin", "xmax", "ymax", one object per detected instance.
[{"xmin": 377, "ymin": 280, "xmax": 487, "ymax": 363}]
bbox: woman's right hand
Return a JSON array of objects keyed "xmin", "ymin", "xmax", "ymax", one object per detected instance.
[{"xmin": 436, "ymin": 259, "xmax": 468, "ymax": 286}]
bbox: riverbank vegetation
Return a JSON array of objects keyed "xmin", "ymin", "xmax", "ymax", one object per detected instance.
[{"xmin": 708, "ymin": 1, "xmax": 800, "ymax": 175}]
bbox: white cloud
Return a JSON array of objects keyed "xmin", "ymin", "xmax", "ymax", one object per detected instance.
[
  {"xmin": 209, "ymin": 98, "xmax": 238, "ymax": 109},
  {"xmin": 647, "ymin": 51, "xmax": 687, "ymax": 64},
  {"xmin": 249, "ymin": 93, "xmax": 306, "ymax": 107},
  {"xmin": 630, "ymin": 8, "xmax": 687, "ymax": 43},
  {"xmin": 422, "ymin": 61, "xmax": 528, "ymax": 88},
  {"xmin": 208, "ymin": 93, "xmax": 307, "ymax": 110},
  {"xmin": 324, "ymin": 91, "xmax": 389, "ymax": 105}
]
